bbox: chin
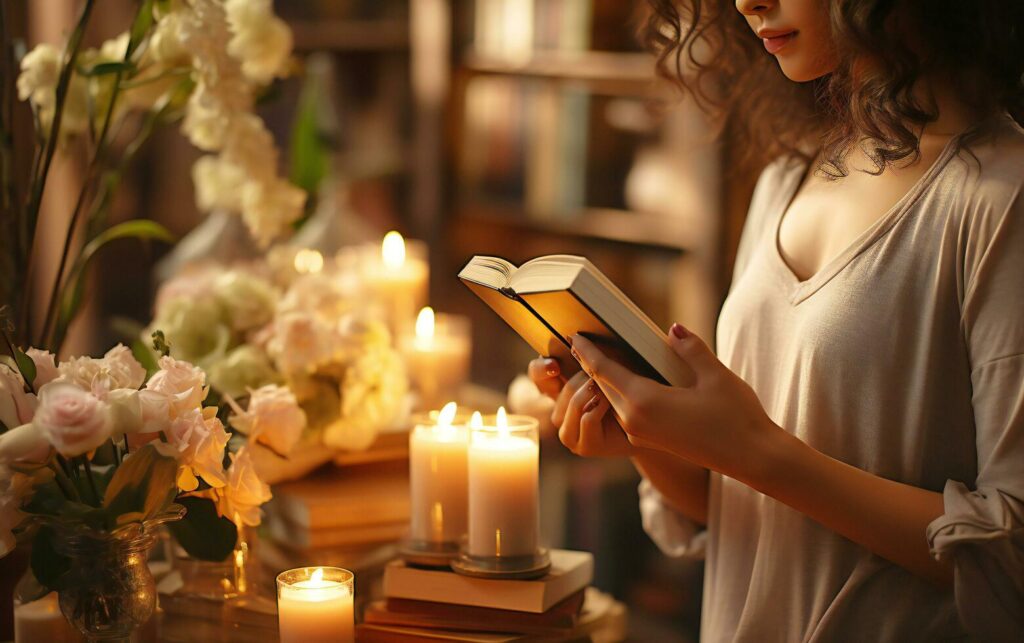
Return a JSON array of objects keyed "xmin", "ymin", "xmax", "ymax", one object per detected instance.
[{"xmin": 776, "ymin": 54, "xmax": 835, "ymax": 83}]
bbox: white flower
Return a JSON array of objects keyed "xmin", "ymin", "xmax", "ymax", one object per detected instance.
[
  {"xmin": 145, "ymin": 355, "xmax": 208, "ymax": 416},
  {"xmin": 240, "ymin": 178, "xmax": 305, "ymax": 247},
  {"xmin": 207, "ymin": 447, "xmax": 270, "ymax": 527},
  {"xmin": 225, "ymin": 0, "xmax": 292, "ymax": 84},
  {"xmin": 154, "ymin": 263, "xmax": 220, "ymax": 314},
  {"xmin": 213, "ymin": 271, "xmax": 279, "ymax": 332},
  {"xmin": 17, "ymin": 44, "xmax": 90, "ymax": 139},
  {"xmin": 207, "ymin": 346, "xmax": 278, "ymax": 399},
  {"xmin": 267, "ymin": 312, "xmax": 339, "ymax": 376},
  {"xmin": 149, "ymin": 9, "xmax": 191, "ymax": 65},
  {"xmin": 0, "ymin": 467, "xmax": 36, "ymax": 557},
  {"xmin": 230, "ymin": 384, "xmax": 306, "ymax": 455},
  {"xmin": 0, "ymin": 424, "xmax": 50, "ymax": 464},
  {"xmin": 26, "ymin": 348, "xmax": 59, "ymax": 388},
  {"xmin": 323, "ymin": 343, "xmax": 409, "ymax": 451},
  {"xmin": 192, "ymin": 155, "xmax": 246, "ymax": 213},
  {"xmin": 165, "ymin": 407, "xmax": 229, "ymax": 491},
  {"xmin": 149, "ymin": 296, "xmax": 231, "ymax": 368},
  {"xmin": 105, "ymin": 388, "xmax": 173, "ymax": 437},
  {"xmin": 0, "ymin": 365, "xmax": 37, "ymax": 431},
  {"xmin": 33, "ymin": 382, "xmax": 111, "ymax": 457},
  {"xmin": 57, "ymin": 344, "xmax": 146, "ymax": 398}
]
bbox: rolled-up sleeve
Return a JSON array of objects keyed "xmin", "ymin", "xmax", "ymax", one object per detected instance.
[
  {"xmin": 639, "ymin": 477, "xmax": 707, "ymax": 559},
  {"xmin": 925, "ymin": 189, "xmax": 1024, "ymax": 639}
]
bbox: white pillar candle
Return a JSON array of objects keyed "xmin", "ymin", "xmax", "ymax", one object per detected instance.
[
  {"xmin": 14, "ymin": 593, "xmax": 83, "ymax": 642},
  {"xmin": 468, "ymin": 408, "xmax": 541, "ymax": 558},
  {"xmin": 402, "ymin": 307, "xmax": 472, "ymax": 411},
  {"xmin": 362, "ymin": 231, "xmax": 429, "ymax": 338},
  {"xmin": 409, "ymin": 401, "xmax": 470, "ymax": 544},
  {"xmin": 277, "ymin": 567, "xmax": 354, "ymax": 643}
]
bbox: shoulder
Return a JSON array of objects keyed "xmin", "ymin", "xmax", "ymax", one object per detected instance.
[
  {"xmin": 945, "ymin": 116, "xmax": 1024, "ymax": 220},
  {"xmin": 743, "ymin": 156, "xmax": 806, "ymax": 237}
]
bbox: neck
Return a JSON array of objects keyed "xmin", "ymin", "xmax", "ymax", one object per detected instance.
[{"xmin": 918, "ymin": 75, "xmax": 977, "ymax": 138}]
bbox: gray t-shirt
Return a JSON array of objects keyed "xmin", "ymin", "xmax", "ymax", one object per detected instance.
[{"xmin": 640, "ymin": 115, "xmax": 1024, "ymax": 642}]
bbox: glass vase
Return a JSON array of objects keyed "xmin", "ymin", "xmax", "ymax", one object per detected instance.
[{"xmin": 51, "ymin": 509, "xmax": 183, "ymax": 643}]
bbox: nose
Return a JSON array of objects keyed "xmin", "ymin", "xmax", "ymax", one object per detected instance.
[{"xmin": 735, "ymin": 0, "xmax": 773, "ymax": 15}]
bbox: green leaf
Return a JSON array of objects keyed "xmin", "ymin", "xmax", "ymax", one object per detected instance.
[
  {"xmin": 131, "ymin": 338, "xmax": 160, "ymax": 379},
  {"xmin": 127, "ymin": 0, "xmax": 156, "ymax": 58},
  {"xmin": 12, "ymin": 347, "xmax": 36, "ymax": 388},
  {"xmin": 103, "ymin": 444, "xmax": 177, "ymax": 528},
  {"xmin": 54, "ymin": 220, "xmax": 174, "ymax": 348},
  {"xmin": 77, "ymin": 60, "xmax": 135, "ymax": 77},
  {"xmin": 167, "ymin": 497, "xmax": 238, "ymax": 562},
  {"xmin": 30, "ymin": 527, "xmax": 71, "ymax": 592},
  {"xmin": 22, "ymin": 481, "xmax": 72, "ymax": 517}
]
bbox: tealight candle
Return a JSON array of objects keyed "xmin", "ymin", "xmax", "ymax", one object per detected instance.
[
  {"xmin": 409, "ymin": 402, "xmax": 470, "ymax": 545},
  {"xmin": 277, "ymin": 567, "xmax": 354, "ymax": 643},
  {"xmin": 402, "ymin": 307, "xmax": 472, "ymax": 410},
  {"xmin": 467, "ymin": 408, "xmax": 541, "ymax": 558},
  {"xmin": 361, "ymin": 231, "xmax": 429, "ymax": 337}
]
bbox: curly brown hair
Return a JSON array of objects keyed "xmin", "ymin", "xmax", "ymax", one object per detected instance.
[{"xmin": 643, "ymin": 1, "xmax": 1024, "ymax": 176}]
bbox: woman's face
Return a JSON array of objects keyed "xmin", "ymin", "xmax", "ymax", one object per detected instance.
[{"xmin": 735, "ymin": 0, "xmax": 838, "ymax": 81}]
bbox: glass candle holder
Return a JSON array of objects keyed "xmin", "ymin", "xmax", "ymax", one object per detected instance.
[
  {"xmin": 401, "ymin": 309, "xmax": 472, "ymax": 411},
  {"xmin": 358, "ymin": 232, "xmax": 429, "ymax": 338},
  {"xmin": 276, "ymin": 567, "xmax": 354, "ymax": 643},
  {"xmin": 453, "ymin": 409, "xmax": 550, "ymax": 579}
]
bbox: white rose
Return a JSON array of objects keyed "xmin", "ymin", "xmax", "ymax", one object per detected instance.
[
  {"xmin": 33, "ymin": 382, "xmax": 111, "ymax": 457},
  {"xmin": 230, "ymin": 384, "xmax": 305, "ymax": 455},
  {"xmin": 0, "ymin": 365, "xmax": 37, "ymax": 431},
  {"xmin": 145, "ymin": 355, "xmax": 208, "ymax": 416},
  {"xmin": 209, "ymin": 447, "xmax": 270, "ymax": 527},
  {"xmin": 0, "ymin": 424, "xmax": 50, "ymax": 464},
  {"xmin": 240, "ymin": 177, "xmax": 306, "ymax": 247},
  {"xmin": 207, "ymin": 346, "xmax": 278, "ymax": 399},
  {"xmin": 267, "ymin": 312, "xmax": 338, "ymax": 376},
  {"xmin": 192, "ymin": 155, "xmax": 246, "ymax": 213},
  {"xmin": 165, "ymin": 408, "xmax": 229, "ymax": 491},
  {"xmin": 213, "ymin": 272, "xmax": 278, "ymax": 332},
  {"xmin": 149, "ymin": 296, "xmax": 231, "ymax": 368},
  {"xmin": 57, "ymin": 344, "xmax": 146, "ymax": 397},
  {"xmin": 225, "ymin": 0, "xmax": 292, "ymax": 84},
  {"xmin": 323, "ymin": 344, "xmax": 410, "ymax": 451}
]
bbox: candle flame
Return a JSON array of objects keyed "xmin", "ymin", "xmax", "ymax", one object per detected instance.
[
  {"xmin": 497, "ymin": 406, "xmax": 509, "ymax": 438},
  {"xmin": 415, "ymin": 307, "xmax": 435, "ymax": 340},
  {"xmin": 311, "ymin": 568, "xmax": 324, "ymax": 583},
  {"xmin": 438, "ymin": 401, "xmax": 458, "ymax": 426},
  {"xmin": 382, "ymin": 231, "xmax": 406, "ymax": 269},
  {"xmin": 293, "ymin": 248, "xmax": 324, "ymax": 274},
  {"xmin": 470, "ymin": 411, "xmax": 483, "ymax": 429}
]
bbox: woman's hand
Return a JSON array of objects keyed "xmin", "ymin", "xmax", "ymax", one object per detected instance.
[
  {"xmin": 568, "ymin": 324, "xmax": 783, "ymax": 483},
  {"xmin": 528, "ymin": 357, "xmax": 633, "ymax": 457}
]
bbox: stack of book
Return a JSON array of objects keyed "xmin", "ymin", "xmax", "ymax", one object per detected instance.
[{"xmin": 357, "ymin": 549, "xmax": 627, "ymax": 641}]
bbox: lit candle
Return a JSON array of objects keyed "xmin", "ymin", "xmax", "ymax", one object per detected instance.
[
  {"xmin": 409, "ymin": 401, "xmax": 470, "ymax": 544},
  {"xmin": 293, "ymin": 248, "xmax": 325, "ymax": 274},
  {"xmin": 468, "ymin": 408, "xmax": 541, "ymax": 558},
  {"xmin": 362, "ymin": 231, "xmax": 429, "ymax": 337},
  {"xmin": 277, "ymin": 567, "xmax": 354, "ymax": 643},
  {"xmin": 402, "ymin": 307, "xmax": 472, "ymax": 410}
]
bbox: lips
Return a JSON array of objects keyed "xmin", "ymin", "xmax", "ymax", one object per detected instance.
[{"xmin": 760, "ymin": 30, "xmax": 797, "ymax": 54}]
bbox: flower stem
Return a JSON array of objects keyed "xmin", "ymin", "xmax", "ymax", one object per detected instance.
[
  {"xmin": 48, "ymin": 460, "xmax": 79, "ymax": 502},
  {"xmin": 81, "ymin": 456, "xmax": 101, "ymax": 506}
]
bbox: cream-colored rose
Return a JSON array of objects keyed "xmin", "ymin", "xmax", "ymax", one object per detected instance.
[
  {"xmin": 323, "ymin": 344, "xmax": 410, "ymax": 451},
  {"xmin": 213, "ymin": 272, "xmax": 278, "ymax": 332},
  {"xmin": 0, "ymin": 365, "xmax": 36, "ymax": 431},
  {"xmin": 225, "ymin": 0, "xmax": 292, "ymax": 84},
  {"xmin": 192, "ymin": 155, "xmax": 246, "ymax": 213},
  {"xmin": 0, "ymin": 424, "xmax": 50, "ymax": 464},
  {"xmin": 165, "ymin": 407, "xmax": 229, "ymax": 491},
  {"xmin": 208, "ymin": 346, "xmax": 278, "ymax": 399},
  {"xmin": 145, "ymin": 355, "xmax": 208, "ymax": 416},
  {"xmin": 230, "ymin": 384, "xmax": 305, "ymax": 455},
  {"xmin": 267, "ymin": 312, "xmax": 338, "ymax": 376},
  {"xmin": 149, "ymin": 296, "xmax": 232, "ymax": 368},
  {"xmin": 57, "ymin": 344, "xmax": 146, "ymax": 397},
  {"xmin": 240, "ymin": 177, "xmax": 306, "ymax": 247},
  {"xmin": 210, "ymin": 447, "xmax": 271, "ymax": 527},
  {"xmin": 33, "ymin": 382, "xmax": 111, "ymax": 457},
  {"xmin": 26, "ymin": 348, "xmax": 59, "ymax": 388}
]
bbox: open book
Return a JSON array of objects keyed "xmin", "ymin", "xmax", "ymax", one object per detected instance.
[{"xmin": 459, "ymin": 255, "xmax": 693, "ymax": 387}]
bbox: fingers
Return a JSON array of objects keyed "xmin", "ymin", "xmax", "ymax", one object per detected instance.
[
  {"xmin": 576, "ymin": 394, "xmax": 613, "ymax": 456},
  {"xmin": 557, "ymin": 378, "xmax": 595, "ymax": 452},
  {"xmin": 528, "ymin": 357, "xmax": 564, "ymax": 400},
  {"xmin": 552, "ymin": 371, "xmax": 588, "ymax": 427},
  {"xmin": 569, "ymin": 334, "xmax": 639, "ymax": 396},
  {"xmin": 668, "ymin": 323, "xmax": 719, "ymax": 379}
]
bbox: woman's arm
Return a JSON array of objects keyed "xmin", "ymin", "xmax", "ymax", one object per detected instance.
[
  {"xmin": 632, "ymin": 448, "xmax": 709, "ymax": 526},
  {"xmin": 568, "ymin": 327, "xmax": 952, "ymax": 586}
]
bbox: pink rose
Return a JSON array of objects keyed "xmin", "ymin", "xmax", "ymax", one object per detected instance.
[
  {"xmin": 34, "ymin": 382, "xmax": 111, "ymax": 457},
  {"xmin": 165, "ymin": 408, "xmax": 229, "ymax": 490},
  {"xmin": 145, "ymin": 356, "xmax": 207, "ymax": 416},
  {"xmin": 57, "ymin": 344, "xmax": 146, "ymax": 397},
  {"xmin": 0, "ymin": 365, "xmax": 36, "ymax": 430},
  {"xmin": 26, "ymin": 348, "xmax": 59, "ymax": 388},
  {"xmin": 231, "ymin": 384, "xmax": 306, "ymax": 455}
]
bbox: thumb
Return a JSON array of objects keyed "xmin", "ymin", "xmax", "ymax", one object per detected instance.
[{"xmin": 668, "ymin": 323, "xmax": 719, "ymax": 379}]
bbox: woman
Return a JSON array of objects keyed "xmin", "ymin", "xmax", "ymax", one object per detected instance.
[{"xmin": 529, "ymin": 1, "xmax": 1023, "ymax": 640}]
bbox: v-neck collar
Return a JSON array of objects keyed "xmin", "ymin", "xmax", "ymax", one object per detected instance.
[{"xmin": 770, "ymin": 136, "xmax": 960, "ymax": 305}]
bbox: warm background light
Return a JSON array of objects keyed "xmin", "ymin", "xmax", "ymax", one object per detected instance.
[{"xmin": 382, "ymin": 230, "xmax": 407, "ymax": 269}]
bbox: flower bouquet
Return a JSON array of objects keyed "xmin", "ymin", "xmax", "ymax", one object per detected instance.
[{"xmin": 0, "ymin": 340, "xmax": 290, "ymax": 638}]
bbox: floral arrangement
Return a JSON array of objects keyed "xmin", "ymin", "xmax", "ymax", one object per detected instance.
[
  {"xmin": 147, "ymin": 252, "xmax": 411, "ymax": 456},
  {"xmin": 2, "ymin": 0, "xmax": 303, "ymax": 355},
  {"xmin": 0, "ymin": 340, "xmax": 302, "ymax": 585}
]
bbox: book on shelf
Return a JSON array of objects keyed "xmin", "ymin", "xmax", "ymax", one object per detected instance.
[
  {"xmin": 459, "ymin": 255, "xmax": 694, "ymax": 386},
  {"xmin": 357, "ymin": 588, "xmax": 626, "ymax": 642},
  {"xmin": 383, "ymin": 549, "xmax": 594, "ymax": 614}
]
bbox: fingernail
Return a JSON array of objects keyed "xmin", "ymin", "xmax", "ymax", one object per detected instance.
[
  {"xmin": 588, "ymin": 380, "xmax": 599, "ymax": 395},
  {"xmin": 583, "ymin": 396, "xmax": 600, "ymax": 413},
  {"xmin": 671, "ymin": 323, "xmax": 690, "ymax": 339},
  {"xmin": 545, "ymin": 361, "xmax": 560, "ymax": 376}
]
